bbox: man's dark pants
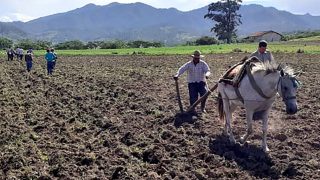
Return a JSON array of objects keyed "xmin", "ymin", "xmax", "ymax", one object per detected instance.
[
  {"xmin": 7, "ymin": 54, "xmax": 13, "ymax": 61},
  {"xmin": 47, "ymin": 61, "xmax": 54, "ymax": 75},
  {"xmin": 52, "ymin": 60, "xmax": 56, "ymax": 69},
  {"xmin": 188, "ymin": 81, "xmax": 207, "ymax": 110},
  {"xmin": 26, "ymin": 61, "xmax": 32, "ymax": 72}
]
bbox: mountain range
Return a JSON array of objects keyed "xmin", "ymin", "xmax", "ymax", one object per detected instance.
[{"xmin": 1, "ymin": 2, "xmax": 320, "ymax": 45}]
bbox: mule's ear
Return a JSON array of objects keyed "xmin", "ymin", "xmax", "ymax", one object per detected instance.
[
  {"xmin": 280, "ymin": 69, "xmax": 285, "ymax": 77},
  {"xmin": 293, "ymin": 79, "xmax": 301, "ymax": 88},
  {"xmin": 293, "ymin": 71, "xmax": 302, "ymax": 77},
  {"xmin": 277, "ymin": 63, "xmax": 283, "ymax": 71}
]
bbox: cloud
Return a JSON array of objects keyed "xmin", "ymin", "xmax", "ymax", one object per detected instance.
[
  {"xmin": 0, "ymin": 16, "xmax": 12, "ymax": 22},
  {"xmin": 0, "ymin": 13, "xmax": 35, "ymax": 22},
  {"xmin": 275, "ymin": 0, "xmax": 320, "ymax": 15}
]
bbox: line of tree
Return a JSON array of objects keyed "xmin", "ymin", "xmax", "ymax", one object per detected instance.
[
  {"xmin": 0, "ymin": 37, "xmax": 164, "ymax": 50},
  {"xmin": 0, "ymin": 37, "xmax": 52, "ymax": 50},
  {"xmin": 282, "ymin": 30, "xmax": 320, "ymax": 40},
  {"xmin": 186, "ymin": 36, "xmax": 219, "ymax": 46},
  {"xmin": 54, "ymin": 40, "xmax": 164, "ymax": 50},
  {"xmin": 0, "ymin": 37, "xmax": 13, "ymax": 49}
]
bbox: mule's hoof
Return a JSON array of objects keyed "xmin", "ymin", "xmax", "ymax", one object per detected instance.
[
  {"xmin": 240, "ymin": 137, "xmax": 246, "ymax": 144},
  {"xmin": 222, "ymin": 130, "xmax": 228, "ymax": 136}
]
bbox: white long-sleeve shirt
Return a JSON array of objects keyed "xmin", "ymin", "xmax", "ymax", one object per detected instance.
[
  {"xmin": 175, "ymin": 60, "xmax": 211, "ymax": 83},
  {"xmin": 250, "ymin": 50, "xmax": 274, "ymax": 62}
]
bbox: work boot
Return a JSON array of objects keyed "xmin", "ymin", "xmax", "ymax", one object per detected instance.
[
  {"xmin": 201, "ymin": 108, "xmax": 207, "ymax": 113},
  {"xmin": 201, "ymin": 103, "xmax": 207, "ymax": 113}
]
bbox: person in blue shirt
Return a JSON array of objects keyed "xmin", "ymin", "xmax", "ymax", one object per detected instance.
[
  {"xmin": 51, "ymin": 48, "xmax": 58, "ymax": 69},
  {"xmin": 45, "ymin": 49, "xmax": 55, "ymax": 75}
]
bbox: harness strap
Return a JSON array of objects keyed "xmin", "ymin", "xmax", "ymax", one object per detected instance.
[
  {"xmin": 235, "ymin": 87, "xmax": 244, "ymax": 103},
  {"xmin": 246, "ymin": 65, "xmax": 271, "ymax": 99}
]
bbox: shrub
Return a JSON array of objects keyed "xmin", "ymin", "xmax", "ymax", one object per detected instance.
[
  {"xmin": 296, "ymin": 49, "xmax": 304, "ymax": 53},
  {"xmin": 195, "ymin": 36, "xmax": 218, "ymax": 45},
  {"xmin": 232, "ymin": 48, "xmax": 242, "ymax": 53}
]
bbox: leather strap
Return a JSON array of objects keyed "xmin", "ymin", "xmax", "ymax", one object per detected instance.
[
  {"xmin": 235, "ymin": 87, "xmax": 244, "ymax": 103},
  {"xmin": 246, "ymin": 65, "xmax": 271, "ymax": 99}
]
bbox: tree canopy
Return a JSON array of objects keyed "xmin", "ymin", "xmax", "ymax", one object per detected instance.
[
  {"xmin": 204, "ymin": 0, "xmax": 242, "ymax": 44},
  {"xmin": 15, "ymin": 39, "xmax": 52, "ymax": 50},
  {"xmin": 0, "ymin": 37, "xmax": 13, "ymax": 49}
]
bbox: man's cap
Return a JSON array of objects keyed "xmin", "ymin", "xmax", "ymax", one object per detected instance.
[
  {"xmin": 259, "ymin": 40, "xmax": 268, "ymax": 47},
  {"xmin": 191, "ymin": 50, "xmax": 204, "ymax": 58}
]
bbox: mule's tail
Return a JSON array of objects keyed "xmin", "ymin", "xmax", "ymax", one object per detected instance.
[{"xmin": 217, "ymin": 92, "xmax": 225, "ymax": 121}]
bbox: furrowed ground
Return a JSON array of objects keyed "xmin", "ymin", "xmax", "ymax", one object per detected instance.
[{"xmin": 0, "ymin": 53, "xmax": 319, "ymax": 179}]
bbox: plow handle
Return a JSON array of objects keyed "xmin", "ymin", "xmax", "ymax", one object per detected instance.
[{"xmin": 175, "ymin": 79, "xmax": 184, "ymax": 112}]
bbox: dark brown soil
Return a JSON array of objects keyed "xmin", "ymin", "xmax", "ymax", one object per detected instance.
[{"xmin": 0, "ymin": 53, "xmax": 319, "ymax": 179}]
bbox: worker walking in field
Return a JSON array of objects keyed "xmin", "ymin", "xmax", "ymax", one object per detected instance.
[
  {"xmin": 51, "ymin": 48, "xmax": 58, "ymax": 70},
  {"xmin": 16, "ymin": 47, "xmax": 24, "ymax": 60},
  {"xmin": 45, "ymin": 49, "xmax": 55, "ymax": 75},
  {"xmin": 25, "ymin": 48, "xmax": 33, "ymax": 72},
  {"xmin": 6, "ymin": 48, "xmax": 15, "ymax": 61},
  {"xmin": 173, "ymin": 50, "xmax": 211, "ymax": 113},
  {"xmin": 250, "ymin": 40, "xmax": 275, "ymax": 63}
]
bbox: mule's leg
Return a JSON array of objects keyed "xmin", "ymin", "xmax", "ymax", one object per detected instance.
[
  {"xmin": 222, "ymin": 99, "xmax": 228, "ymax": 136},
  {"xmin": 223, "ymin": 105, "xmax": 236, "ymax": 136},
  {"xmin": 261, "ymin": 112, "xmax": 270, "ymax": 152},
  {"xmin": 240, "ymin": 110, "xmax": 254, "ymax": 144},
  {"xmin": 223, "ymin": 121, "xmax": 228, "ymax": 136},
  {"xmin": 223, "ymin": 101, "xmax": 236, "ymax": 144}
]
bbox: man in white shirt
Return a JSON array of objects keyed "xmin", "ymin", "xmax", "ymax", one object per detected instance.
[
  {"xmin": 16, "ymin": 47, "xmax": 24, "ymax": 60},
  {"xmin": 250, "ymin": 40, "xmax": 274, "ymax": 63},
  {"xmin": 174, "ymin": 50, "xmax": 211, "ymax": 113}
]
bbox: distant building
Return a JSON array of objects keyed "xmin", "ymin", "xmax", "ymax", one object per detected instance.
[{"xmin": 244, "ymin": 30, "xmax": 283, "ymax": 42}]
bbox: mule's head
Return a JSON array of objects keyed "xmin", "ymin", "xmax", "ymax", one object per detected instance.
[{"xmin": 277, "ymin": 69, "xmax": 300, "ymax": 114}]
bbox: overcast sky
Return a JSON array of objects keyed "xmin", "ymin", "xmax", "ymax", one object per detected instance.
[{"xmin": 0, "ymin": 0, "xmax": 319, "ymax": 22}]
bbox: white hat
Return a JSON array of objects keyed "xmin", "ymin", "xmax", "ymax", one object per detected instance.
[{"xmin": 191, "ymin": 50, "xmax": 204, "ymax": 58}]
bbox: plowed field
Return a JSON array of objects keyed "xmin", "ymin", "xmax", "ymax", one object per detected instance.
[{"xmin": 0, "ymin": 53, "xmax": 319, "ymax": 179}]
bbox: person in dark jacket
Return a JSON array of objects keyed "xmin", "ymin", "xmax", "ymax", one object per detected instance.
[
  {"xmin": 25, "ymin": 49, "xmax": 33, "ymax": 72},
  {"xmin": 7, "ymin": 48, "xmax": 15, "ymax": 61}
]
